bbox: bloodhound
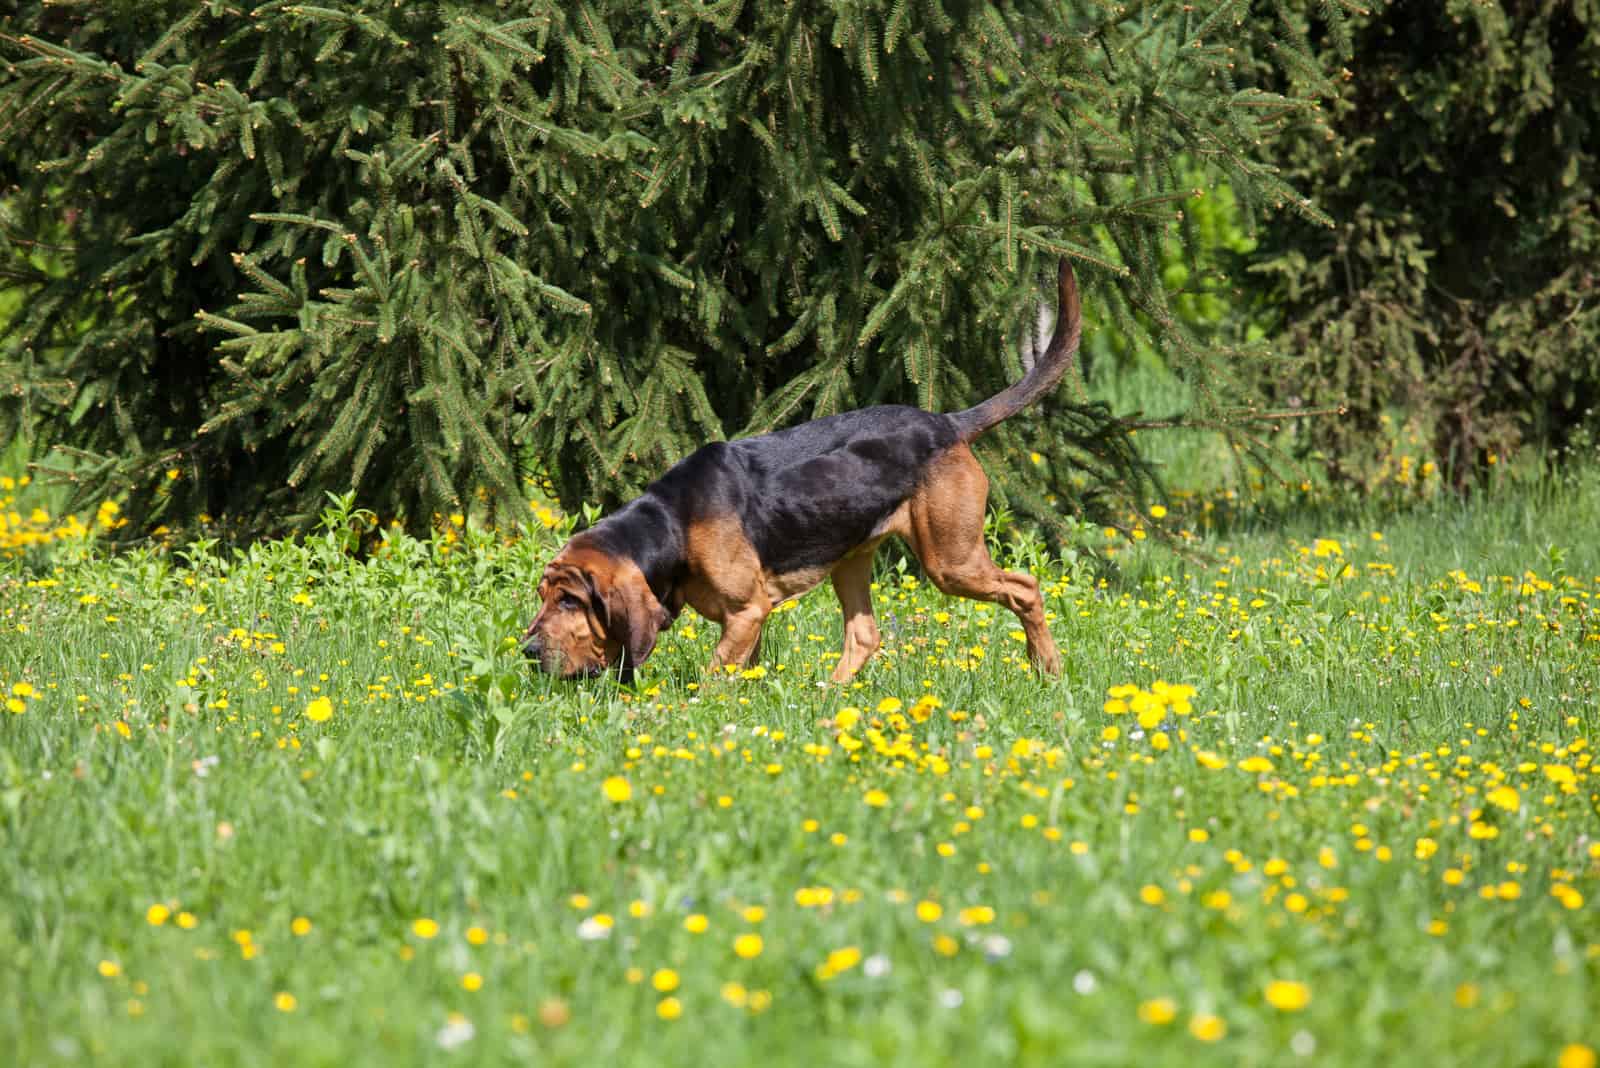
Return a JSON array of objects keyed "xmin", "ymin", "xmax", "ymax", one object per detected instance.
[{"xmin": 522, "ymin": 259, "xmax": 1081, "ymax": 683}]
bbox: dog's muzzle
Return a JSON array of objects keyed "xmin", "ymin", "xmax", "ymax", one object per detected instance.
[{"xmin": 520, "ymin": 630, "xmax": 604, "ymax": 679}]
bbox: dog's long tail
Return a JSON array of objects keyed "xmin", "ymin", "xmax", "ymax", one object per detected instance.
[{"xmin": 949, "ymin": 258, "xmax": 1081, "ymax": 442}]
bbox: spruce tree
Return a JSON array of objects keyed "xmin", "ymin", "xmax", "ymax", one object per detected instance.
[
  {"xmin": 1, "ymin": 0, "xmax": 1347, "ymax": 538},
  {"xmin": 1248, "ymin": 1, "xmax": 1600, "ymax": 487}
]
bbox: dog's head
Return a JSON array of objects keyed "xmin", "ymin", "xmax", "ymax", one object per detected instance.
[{"xmin": 520, "ymin": 544, "xmax": 670, "ymax": 680}]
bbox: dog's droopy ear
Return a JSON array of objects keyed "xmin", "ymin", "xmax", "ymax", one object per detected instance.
[{"xmin": 599, "ymin": 564, "xmax": 671, "ymax": 676}]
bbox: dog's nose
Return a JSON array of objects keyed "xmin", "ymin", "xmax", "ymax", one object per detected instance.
[{"xmin": 520, "ymin": 633, "xmax": 543, "ymax": 660}]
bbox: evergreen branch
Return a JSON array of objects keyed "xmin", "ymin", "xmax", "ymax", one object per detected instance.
[
  {"xmin": 1013, "ymin": 230, "xmax": 1131, "ymax": 276},
  {"xmin": 283, "ymin": 6, "xmax": 410, "ymax": 47}
]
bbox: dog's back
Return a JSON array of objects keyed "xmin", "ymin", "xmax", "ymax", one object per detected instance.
[{"xmin": 623, "ymin": 260, "xmax": 1083, "ymax": 579}]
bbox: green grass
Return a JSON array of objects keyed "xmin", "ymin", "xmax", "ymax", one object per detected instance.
[{"xmin": 1, "ymin": 474, "xmax": 1597, "ymax": 1068}]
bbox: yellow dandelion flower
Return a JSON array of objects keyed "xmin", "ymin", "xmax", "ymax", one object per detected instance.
[
  {"xmin": 1485, "ymin": 784, "xmax": 1520, "ymax": 811},
  {"xmin": 1264, "ymin": 979, "xmax": 1311, "ymax": 1011},
  {"xmin": 601, "ymin": 776, "xmax": 632, "ymax": 803},
  {"xmin": 816, "ymin": 945, "xmax": 862, "ymax": 979},
  {"xmin": 733, "ymin": 933, "xmax": 764, "ymax": 959},
  {"xmin": 863, "ymin": 788, "xmax": 889, "ymax": 808},
  {"xmin": 412, "ymin": 917, "xmax": 440, "ymax": 939},
  {"xmin": 1558, "ymin": 1045, "xmax": 1597, "ymax": 1068},
  {"xmin": 146, "ymin": 904, "xmax": 171, "ymax": 926},
  {"xmin": 957, "ymin": 905, "xmax": 995, "ymax": 926},
  {"xmin": 274, "ymin": 991, "xmax": 297, "ymax": 1012},
  {"xmin": 1138, "ymin": 997, "xmax": 1177, "ymax": 1025},
  {"xmin": 1188, "ymin": 1013, "xmax": 1226, "ymax": 1042},
  {"xmin": 656, "ymin": 996, "xmax": 683, "ymax": 1021},
  {"xmin": 1543, "ymin": 764, "xmax": 1576, "ymax": 785},
  {"xmin": 304, "ymin": 696, "xmax": 333, "ymax": 723}
]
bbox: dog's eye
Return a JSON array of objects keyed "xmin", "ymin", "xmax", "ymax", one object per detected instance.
[{"xmin": 559, "ymin": 593, "xmax": 582, "ymax": 611}]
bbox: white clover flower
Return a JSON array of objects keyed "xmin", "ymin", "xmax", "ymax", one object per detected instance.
[{"xmin": 435, "ymin": 1014, "xmax": 475, "ymax": 1050}]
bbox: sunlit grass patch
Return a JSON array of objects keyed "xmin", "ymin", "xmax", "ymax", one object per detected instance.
[{"xmin": 1, "ymin": 474, "xmax": 1597, "ymax": 1067}]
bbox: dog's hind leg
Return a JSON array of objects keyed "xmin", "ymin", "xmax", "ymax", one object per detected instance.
[{"xmin": 905, "ymin": 446, "xmax": 1062, "ymax": 676}]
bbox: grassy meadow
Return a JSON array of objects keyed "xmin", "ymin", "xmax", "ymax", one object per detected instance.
[{"xmin": 1, "ymin": 467, "xmax": 1598, "ymax": 1067}]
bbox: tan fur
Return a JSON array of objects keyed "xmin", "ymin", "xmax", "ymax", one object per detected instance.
[
  {"xmin": 902, "ymin": 446, "xmax": 1060, "ymax": 674},
  {"xmin": 523, "ymin": 547, "xmax": 666, "ymax": 677},
  {"xmin": 828, "ymin": 552, "xmax": 881, "ymax": 681}
]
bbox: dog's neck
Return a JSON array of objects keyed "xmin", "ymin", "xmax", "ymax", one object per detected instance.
[{"xmin": 576, "ymin": 495, "xmax": 689, "ymax": 613}]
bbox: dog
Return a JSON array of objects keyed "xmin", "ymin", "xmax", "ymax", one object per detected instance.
[{"xmin": 521, "ymin": 258, "xmax": 1081, "ymax": 683}]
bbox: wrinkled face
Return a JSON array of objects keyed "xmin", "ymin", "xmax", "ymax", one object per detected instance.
[
  {"xmin": 522, "ymin": 545, "xmax": 670, "ymax": 681},
  {"xmin": 520, "ymin": 559, "xmax": 619, "ymax": 679}
]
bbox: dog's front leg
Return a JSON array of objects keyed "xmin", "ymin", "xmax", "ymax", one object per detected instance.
[
  {"xmin": 710, "ymin": 604, "xmax": 768, "ymax": 672},
  {"xmin": 829, "ymin": 555, "xmax": 881, "ymax": 682}
]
